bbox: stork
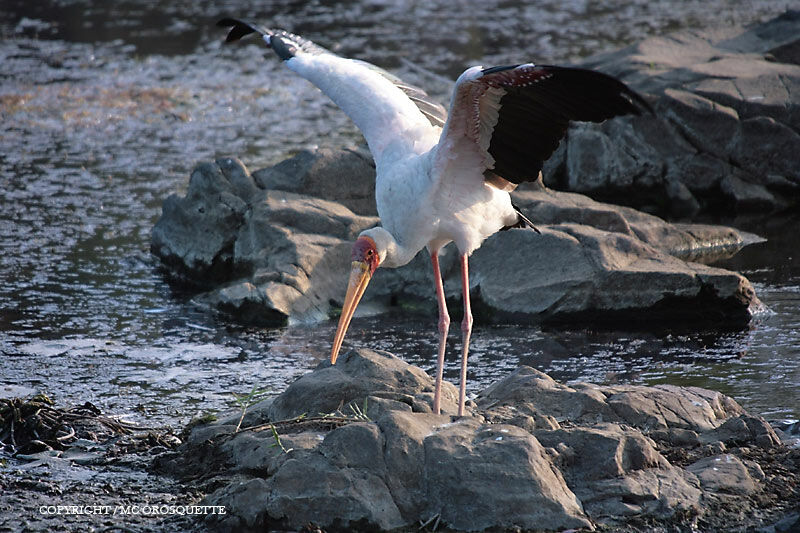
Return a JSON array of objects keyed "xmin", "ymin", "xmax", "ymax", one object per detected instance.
[{"xmin": 218, "ymin": 19, "xmax": 651, "ymax": 416}]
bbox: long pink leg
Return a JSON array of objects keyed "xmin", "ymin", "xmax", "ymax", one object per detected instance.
[
  {"xmin": 430, "ymin": 251, "xmax": 450, "ymax": 415},
  {"xmin": 458, "ymin": 253, "xmax": 473, "ymax": 416}
]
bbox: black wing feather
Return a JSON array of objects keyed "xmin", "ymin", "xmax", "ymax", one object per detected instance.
[{"xmin": 484, "ymin": 65, "xmax": 652, "ymax": 184}]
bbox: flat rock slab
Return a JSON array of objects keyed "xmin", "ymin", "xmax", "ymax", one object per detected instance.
[{"xmin": 157, "ymin": 348, "xmax": 790, "ymax": 532}]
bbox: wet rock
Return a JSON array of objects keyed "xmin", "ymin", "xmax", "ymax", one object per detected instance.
[
  {"xmin": 553, "ymin": 12, "xmax": 800, "ymax": 215},
  {"xmin": 151, "ymin": 158, "xmax": 252, "ymax": 283},
  {"xmin": 158, "ymin": 348, "xmax": 795, "ymax": 532}
]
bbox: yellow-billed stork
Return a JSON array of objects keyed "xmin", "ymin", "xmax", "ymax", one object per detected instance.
[{"xmin": 218, "ymin": 19, "xmax": 651, "ymax": 416}]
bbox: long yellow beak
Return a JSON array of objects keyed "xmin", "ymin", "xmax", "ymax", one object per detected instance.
[{"xmin": 330, "ymin": 260, "xmax": 372, "ymax": 364}]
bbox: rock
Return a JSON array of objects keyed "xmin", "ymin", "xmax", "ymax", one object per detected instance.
[
  {"xmin": 375, "ymin": 410, "xmax": 440, "ymax": 519},
  {"xmin": 150, "ymin": 154, "xmax": 383, "ymax": 325},
  {"xmin": 252, "ymin": 146, "xmax": 377, "ymax": 216},
  {"xmin": 720, "ymin": 171, "xmax": 777, "ymax": 211},
  {"xmin": 579, "ymin": 468, "xmax": 702, "ymax": 520},
  {"xmin": 661, "ymin": 89, "xmax": 740, "ymax": 161},
  {"xmin": 702, "ymin": 414, "xmax": 783, "ymax": 448},
  {"xmin": 265, "ymin": 444, "xmax": 405, "ymax": 531},
  {"xmin": 535, "ymin": 424, "xmax": 670, "ymax": 481},
  {"xmin": 203, "ymin": 189, "xmax": 376, "ymax": 324},
  {"xmin": 468, "ymin": 224, "xmax": 760, "ymax": 326},
  {"xmin": 156, "ymin": 349, "xmax": 792, "ymax": 532},
  {"xmin": 153, "ymin": 153, "xmax": 762, "ymax": 327},
  {"xmin": 194, "ymin": 356, "xmax": 592, "ymax": 531},
  {"xmin": 686, "ymin": 454, "xmax": 759, "ymax": 495},
  {"xmin": 204, "ymin": 478, "xmax": 270, "ymax": 532},
  {"xmin": 601, "ymin": 383, "xmax": 744, "ymax": 432},
  {"xmin": 422, "ymin": 421, "xmax": 591, "ymax": 532},
  {"xmin": 478, "ymin": 366, "xmax": 613, "ymax": 423},
  {"xmin": 549, "ymin": 12, "xmax": 800, "ymax": 215},
  {"xmin": 151, "ymin": 158, "xmax": 252, "ymax": 283},
  {"xmin": 475, "ymin": 365, "xmax": 745, "ymax": 436},
  {"xmin": 512, "ymin": 186, "xmax": 754, "ymax": 260},
  {"xmin": 267, "ymin": 347, "xmax": 461, "ymax": 420}
]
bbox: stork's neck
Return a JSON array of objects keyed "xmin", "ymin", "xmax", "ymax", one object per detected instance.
[{"xmin": 359, "ymin": 227, "xmax": 418, "ymax": 269}]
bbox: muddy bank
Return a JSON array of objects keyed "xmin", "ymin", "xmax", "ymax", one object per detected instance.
[{"xmin": 0, "ymin": 397, "xmax": 195, "ymax": 533}]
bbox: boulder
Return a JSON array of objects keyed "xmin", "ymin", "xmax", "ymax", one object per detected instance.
[
  {"xmin": 267, "ymin": 347, "xmax": 461, "ymax": 419},
  {"xmin": 475, "ymin": 366, "xmax": 747, "ymax": 436},
  {"xmin": 251, "ymin": 146, "xmax": 377, "ymax": 216},
  {"xmin": 468, "ymin": 223, "xmax": 760, "ymax": 325},
  {"xmin": 157, "ymin": 348, "xmax": 792, "ymax": 532},
  {"xmin": 421, "ymin": 420, "xmax": 590, "ymax": 532},
  {"xmin": 153, "ymin": 156, "xmax": 379, "ymax": 324},
  {"xmin": 548, "ymin": 11, "xmax": 800, "ymax": 215},
  {"xmin": 151, "ymin": 159, "xmax": 253, "ymax": 283},
  {"xmin": 152, "ymin": 156, "xmax": 763, "ymax": 327},
  {"xmin": 512, "ymin": 184, "xmax": 757, "ymax": 261}
]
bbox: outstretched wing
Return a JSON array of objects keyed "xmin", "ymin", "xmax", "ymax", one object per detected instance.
[
  {"xmin": 435, "ymin": 63, "xmax": 652, "ymax": 187},
  {"xmin": 217, "ymin": 19, "xmax": 447, "ymax": 165}
]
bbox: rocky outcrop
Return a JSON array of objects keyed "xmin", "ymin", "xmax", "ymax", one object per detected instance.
[
  {"xmin": 152, "ymin": 151, "xmax": 379, "ymax": 324},
  {"xmin": 543, "ymin": 10, "xmax": 800, "ymax": 216},
  {"xmin": 151, "ymin": 155, "xmax": 763, "ymax": 327},
  {"xmin": 156, "ymin": 348, "xmax": 795, "ymax": 532},
  {"xmin": 150, "ymin": 15, "xmax": 800, "ymax": 326}
]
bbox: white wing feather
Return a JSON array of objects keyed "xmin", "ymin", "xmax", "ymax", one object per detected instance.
[{"xmin": 285, "ymin": 52, "xmax": 440, "ymax": 169}]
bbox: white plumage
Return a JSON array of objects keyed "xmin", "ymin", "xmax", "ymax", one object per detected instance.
[{"xmin": 218, "ymin": 19, "xmax": 651, "ymax": 416}]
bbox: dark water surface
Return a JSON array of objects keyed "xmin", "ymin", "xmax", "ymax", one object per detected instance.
[{"xmin": 1, "ymin": 1, "xmax": 797, "ymax": 429}]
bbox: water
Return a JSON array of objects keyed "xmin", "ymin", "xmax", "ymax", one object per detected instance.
[{"xmin": 1, "ymin": 1, "xmax": 797, "ymax": 430}]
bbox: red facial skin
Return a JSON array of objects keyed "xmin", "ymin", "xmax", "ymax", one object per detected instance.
[{"xmin": 351, "ymin": 236, "xmax": 379, "ymax": 275}]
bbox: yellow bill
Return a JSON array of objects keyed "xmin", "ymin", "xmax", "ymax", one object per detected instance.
[{"xmin": 330, "ymin": 260, "xmax": 372, "ymax": 364}]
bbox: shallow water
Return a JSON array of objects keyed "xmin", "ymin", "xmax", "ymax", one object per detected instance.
[{"xmin": 1, "ymin": 1, "xmax": 797, "ymax": 430}]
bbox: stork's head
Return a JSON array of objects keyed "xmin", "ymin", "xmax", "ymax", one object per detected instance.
[{"xmin": 330, "ymin": 229, "xmax": 390, "ymax": 364}]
